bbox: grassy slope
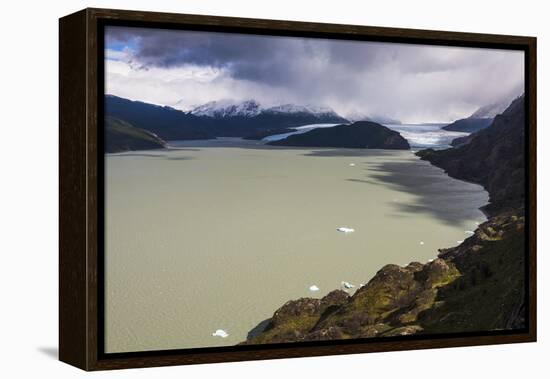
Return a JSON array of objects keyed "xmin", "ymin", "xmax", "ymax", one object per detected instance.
[{"xmin": 421, "ymin": 216, "xmax": 525, "ymax": 333}]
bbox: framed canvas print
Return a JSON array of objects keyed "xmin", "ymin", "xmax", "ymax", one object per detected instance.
[{"xmin": 59, "ymin": 8, "xmax": 537, "ymax": 371}]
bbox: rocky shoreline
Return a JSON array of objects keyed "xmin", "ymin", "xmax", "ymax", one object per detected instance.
[
  {"xmin": 242, "ymin": 211, "xmax": 524, "ymax": 344},
  {"xmin": 241, "ymin": 95, "xmax": 526, "ymax": 345}
]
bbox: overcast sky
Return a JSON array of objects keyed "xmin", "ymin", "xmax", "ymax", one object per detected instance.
[{"xmin": 105, "ymin": 26, "xmax": 524, "ymax": 123}]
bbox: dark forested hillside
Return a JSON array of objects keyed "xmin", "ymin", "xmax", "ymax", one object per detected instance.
[
  {"xmin": 268, "ymin": 121, "xmax": 410, "ymax": 150},
  {"xmin": 442, "ymin": 117, "xmax": 493, "ymax": 133},
  {"xmin": 417, "ymin": 95, "xmax": 525, "ymax": 214},
  {"xmin": 105, "ymin": 95, "xmax": 214, "ymax": 141}
]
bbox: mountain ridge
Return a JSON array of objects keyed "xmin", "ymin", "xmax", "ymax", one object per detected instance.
[
  {"xmin": 105, "ymin": 95, "xmax": 349, "ymax": 142},
  {"xmin": 468, "ymin": 97, "xmax": 514, "ymax": 119},
  {"xmin": 190, "ymin": 99, "xmax": 262, "ymax": 118},
  {"xmin": 188, "ymin": 98, "xmax": 347, "ymax": 122},
  {"xmin": 105, "ymin": 95, "xmax": 215, "ymax": 141}
]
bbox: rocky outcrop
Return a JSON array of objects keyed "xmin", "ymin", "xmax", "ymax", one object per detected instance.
[
  {"xmin": 244, "ymin": 290, "xmax": 350, "ymax": 344},
  {"xmin": 243, "ymin": 212, "xmax": 525, "ymax": 344},
  {"xmin": 267, "ymin": 121, "xmax": 410, "ymax": 150},
  {"xmin": 421, "ymin": 211, "xmax": 525, "ymax": 333}
]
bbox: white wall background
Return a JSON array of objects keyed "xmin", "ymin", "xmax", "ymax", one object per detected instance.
[{"xmin": 0, "ymin": 0, "xmax": 546, "ymax": 377}]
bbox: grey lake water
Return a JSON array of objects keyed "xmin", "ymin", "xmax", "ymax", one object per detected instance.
[{"xmin": 105, "ymin": 125, "xmax": 487, "ymax": 353}]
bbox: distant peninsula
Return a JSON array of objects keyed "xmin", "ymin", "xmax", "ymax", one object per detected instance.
[
  {"xmin": 267, "ymin": 121, "xmax": 410, "ymax": 150},
  {"xmin": 105, "ymin": 116, "xmax": 167, "ymax": 153},
  {"xmin": 442, "ymin": 117, "xmax": 493, "ymax": 133}
]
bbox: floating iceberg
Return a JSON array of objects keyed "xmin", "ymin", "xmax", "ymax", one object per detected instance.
[
  {"xmin": 337, "ymin": 227, "xmax": 355, "ymax": 233},
  {"xmin": 212, "ymin": 329, "xmax": 229, "ymax": 338},
  {"xmin": 419, "ymin": 241, "xmax": 425, "ymax": 245},
  {"xmin": 341, "ymin": 281, "xmax": 355, "ymax": 289},
  {"xmin": 309, "ymin": 285, "xmax": 320, "ymax": 292},
  {"xmin": 349, "ymin": 163, "xmax": 356, "ymax": 166}
]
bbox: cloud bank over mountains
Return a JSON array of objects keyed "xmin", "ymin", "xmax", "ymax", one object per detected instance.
[{"xmin": 106, "ymin": 26, "xmax": 524, "ymax": 123}]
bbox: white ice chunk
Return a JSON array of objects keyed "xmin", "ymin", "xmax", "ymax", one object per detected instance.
[
  {"xmin": 337, "ymin": 227, "xmax": 355, "ymax": 233},
  {"xmin": 465, "ymin": 230, "xmax": 475, "ymax": 235},
  {"xmin": 349, "ymin": 163, "xmax": 356, "ymax": 166},
  {"xmin": 457, "ymin": 240, "xmax": 464, "ymax": 244},
  {"xmin": 212, "ymin": 329, "xmax": 229, "ymax": 338},
  {"xmin": 420, "ymin": 241, "xmax": 425, "ymax": 245},
  {"xmin": 309, "ymin": 285, "xmax": 320, "ymax": 292},
  {"xmin": 341, "ymin": 281, "xmax": 355, "ymax": 289}
]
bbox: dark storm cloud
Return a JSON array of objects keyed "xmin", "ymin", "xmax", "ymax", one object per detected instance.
[
  {"xmin": 106, "ymin": 27, "xmax": 309, "ymax": 85},
  {"xmin": 107, "ymin": 27, "xmax": 485, "ymax": 80},
  {"xmin": 105, "ymin": 26, "xmax": 524, "ymax": 122}
]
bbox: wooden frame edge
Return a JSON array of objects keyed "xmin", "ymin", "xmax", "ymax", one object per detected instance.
[
  {"xmin": 526, "ymin": 37, "xmax": 537, "ymax": 343},
  {"xmin": 59, "ymin": 8, "xmax": 89, "ymax": 370},
  {"xmin": 59, "ymin": 7, "xmax": 537, "ymax": 371}
]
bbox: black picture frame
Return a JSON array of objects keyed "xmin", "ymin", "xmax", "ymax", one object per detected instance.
[{"xmin": 59, "ymin": 8, "xmax": 537, "ymax": 371}]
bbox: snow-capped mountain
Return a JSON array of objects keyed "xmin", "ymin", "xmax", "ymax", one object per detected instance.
[
  {"xmin": 190, "ymin": 99, "xmax": 262, "ymax": 118},
  {"xmin": 108, "ymin": 95, "xmax": 349, "ymax": 139},
  {"xmin": 346, "ymin": 111, "xmax": 401, "ymax": 125},
  {"xmin": 264, "ymin": 104, "xmax": 341, "ymax": 118},
  {"xmin": 188, "ymin": 99, "xmax": 347, "ymax": 122}
]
